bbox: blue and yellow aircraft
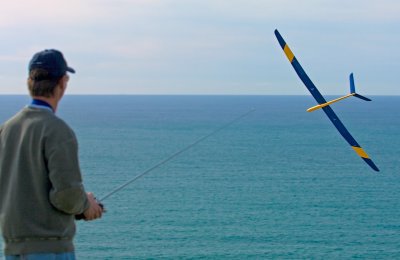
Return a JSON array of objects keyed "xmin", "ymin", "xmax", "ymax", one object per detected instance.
[{"xmin": 274, "ymin": 29, "xmax": 379, "ymax": 172}]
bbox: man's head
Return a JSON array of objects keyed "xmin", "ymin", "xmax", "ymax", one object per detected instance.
[{"xmin": 27, "ymin": 49, "xmax": 75, "ymax": 97}]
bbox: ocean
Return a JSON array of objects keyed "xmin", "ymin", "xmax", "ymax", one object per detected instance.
[{"xmin": 0, "ymin": 95, "xmax": 399, "ymax": 259}]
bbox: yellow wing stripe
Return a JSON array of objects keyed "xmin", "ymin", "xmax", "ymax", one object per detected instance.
[
  {"xmin": 283, "ymin": 44, "xmax": 295, "ymax": 63},
  {"xmin": 352, "ymin": 146, "xmax": 370, "ymax": 159}
]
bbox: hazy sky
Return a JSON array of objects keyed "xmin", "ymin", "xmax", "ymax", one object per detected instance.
[{"xmin": 0, "ymin": 0, "xmax": 398, "ymax": 95}]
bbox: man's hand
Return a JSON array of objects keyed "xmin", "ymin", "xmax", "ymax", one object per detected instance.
[{"xmin": 83, "ymin": 192, "xmax": 104, "ymax": 221}]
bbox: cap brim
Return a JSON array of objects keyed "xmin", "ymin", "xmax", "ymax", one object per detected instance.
[{"xmin": 67, "ymin": 67, "xmax": 75, "ymax": 73}]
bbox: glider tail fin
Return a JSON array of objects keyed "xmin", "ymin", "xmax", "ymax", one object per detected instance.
[{"xmin": 350, "ymin": 73, "xmax": 372, "ymax": 101}]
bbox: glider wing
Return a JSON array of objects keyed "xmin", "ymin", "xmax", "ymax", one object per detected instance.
[{"xmin": 274, "ymin": 29, "xmax": 379, "ymax": 172}]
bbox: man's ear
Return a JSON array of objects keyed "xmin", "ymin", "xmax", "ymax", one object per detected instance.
[
  {"xmin": 55, "ymin": 75, "xmax": 68, "ymax": 99},
  {"xmin": 60, "ymin": 75, "xmax": 69, "ymax": 91}
]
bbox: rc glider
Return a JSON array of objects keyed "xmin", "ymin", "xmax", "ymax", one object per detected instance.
[{"xmin": 274, "ymin": 29, "xmax": 379, "ymax": 172}]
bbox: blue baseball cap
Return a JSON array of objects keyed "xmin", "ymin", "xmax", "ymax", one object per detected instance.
[{"xmin": 29, "ymin": 49, "xmax": 75, "ymax": 78}]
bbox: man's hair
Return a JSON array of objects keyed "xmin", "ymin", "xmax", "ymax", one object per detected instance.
[{"xmin": 27, "ymin": 69, "xmax": 63, "ymax": 97}]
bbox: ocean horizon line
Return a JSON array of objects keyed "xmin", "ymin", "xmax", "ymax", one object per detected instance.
[{"xmin": 0, "ymin": 93, "xmax": 399, "ymax": 97}]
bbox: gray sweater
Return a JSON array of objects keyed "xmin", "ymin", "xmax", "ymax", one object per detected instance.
[{"xmin": 0, "ymin": 106, "xmax": 89, "ymax": 255}]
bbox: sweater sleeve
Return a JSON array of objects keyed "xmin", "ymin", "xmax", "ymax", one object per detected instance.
[{"xmin": 46, "ymin": 126, "xmax": 89, "ymax": 215}]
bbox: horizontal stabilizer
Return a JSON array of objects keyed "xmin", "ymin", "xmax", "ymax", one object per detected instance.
[{"xmin": 354, "ymin": 93, "xmax": 371, "ymax": 101}]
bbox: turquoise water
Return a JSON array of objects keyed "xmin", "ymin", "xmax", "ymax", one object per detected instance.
[{"xmin": 1, "ymin": 95, "xmax": 399, "ymax": 259}]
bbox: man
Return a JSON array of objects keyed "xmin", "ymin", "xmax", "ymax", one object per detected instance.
[{"xmin": 0, "ymin": 49, "xmax": 104, "ymax": 259}]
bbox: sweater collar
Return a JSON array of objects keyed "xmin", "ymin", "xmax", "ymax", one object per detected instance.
[{"xmin": 29, "ymin": 99, "xmax": 54, "ymax": 113}]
